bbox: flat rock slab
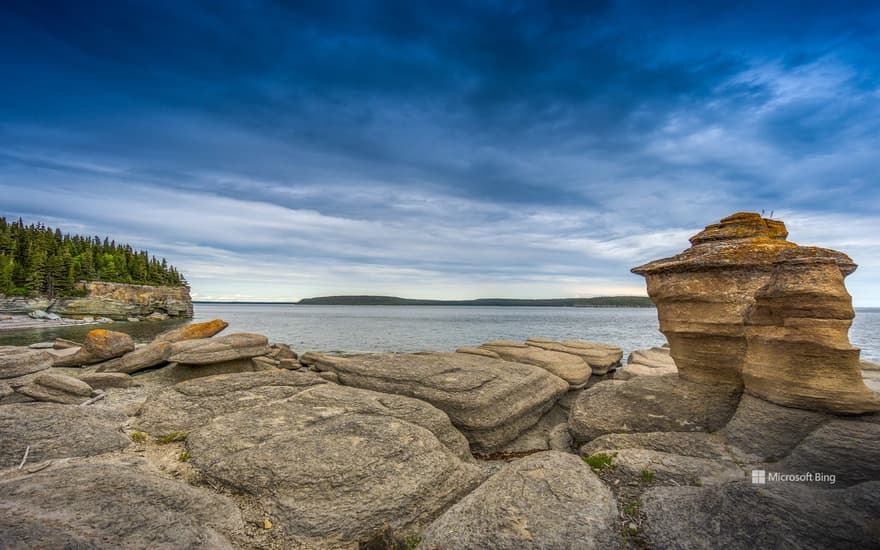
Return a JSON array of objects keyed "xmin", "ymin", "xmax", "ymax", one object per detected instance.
[
  {"xmin": 419, "ymin": 451, "xmax": 618, "ymax": 550},
  {"xmin": 778, "ymin": 419, "xmax": 880, "ymax": 487},
  {"xmin": 154, "ymin": 318, "xmax": 229, "ymax": 342},
  {"xmin": 0, "ymin": 402, "xmax": 128, "ymax": 468},
  {"xmin": 587, "ymin": 448, "xmax": 745, "ymax": 486},
  {"xmin": 134, "ymin": 370, "xmax": 329, "ymax": 435},
  {"xmin": 481, "ymin": 341, "xmax": 593, "ymax": 386},
  {"xmin": 54, "ymin": 329, "xmax": 135, "ymax": 367},
  {"xmin": 580, "ymin": 431, "xmax": 734, "ymax": 461},
  {"xmin": 132, "ymin": 357, "xmax": 277, "ymax": 386},
  {"xmin": 166, "ymin": 332, "xmax": 272, "ymax": 365},
  {"xmin": 16, "ymin": 372, "xmax": 93, "ymax": 404},
  {"xmin": 720, "ymin": 394, "xmax": 829, "ymax": 461},
  {"xmin": 643, "ymin": 480, "xmax": 880, "ymax": 550},
  {"xmin": 0, "ymin": 458, "xmax": 243, "ymax": 549},
  {"xmin": 187, "ymin": 383, "xmax": 482, "ymax": 545},
  {"xmin": 568, "ymin": 374, "xmax": 741, "ymax": 444},
  {"xmin": 628, "ymin": 347, "xmax": 676, "ymax": 369},
  {"xmin": 527, "ymin": 338, "xmax": 623, "ymax": 374},
  {"xmin": 0, "ymin": 347, "xmax": 53, "ymax": 379},
  {"xmin": 77, "ymin": 372, "xmax": 136, "ymax": 389},
  {"xmin": 302, "ymin": 351, "xmax": 569, "ymax": 453},
  {"xmin": 95, "ymin": 340, "xmax": 172, "ymax": 373}
]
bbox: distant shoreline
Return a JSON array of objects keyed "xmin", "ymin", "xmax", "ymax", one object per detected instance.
[{"xmin": 195, "ymin": 295, "xmax": 656, "ymax": 307}]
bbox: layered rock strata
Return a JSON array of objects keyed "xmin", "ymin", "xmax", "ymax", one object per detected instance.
[
  {"xmin": 632, "ymin": 212, "xmax": 880, "ymax": 414},
  {"xmin": 300, "ymin": 351, "xmax": 569, "ymax": 452}
]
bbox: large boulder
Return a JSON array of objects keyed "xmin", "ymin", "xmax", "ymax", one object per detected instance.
[
  {"xmin": 480, "ymin": 340, "xmax": 593, "ymax": 386},
  {"xmin": 133, "ymin": 370, "xmax": 328, "ymax": 435},
  {"xmin": 165, "ymin": 332, "xmax": 272, "ymax": 365},
  {"xmin": 53, "ymin": 329, "xmax": 135, "ymax": 367},
  {"xmin": 186, "ymin": 383, "xmax": 482, "ymax": 546},
  {"xmin": 419, "ymin": 451, "xmax": 618, "ymax": 550},
  {"xmin": 132, "ymin": 358, "xmax": 278, "ymax": 386},
  {"xmin": 568, "ymin": 374, "xmax": 741, "ymax": 444},
  {"xmin": 777, "ymin": 419, "xmax": 880, "ymax": 487},
  {"xmin": 0, "ymin": 458, "xmax": 243, "ymax": 549},
  {"xmin": 94, "ymin": 340, "xmax": 172, "ymax": 373},
  {"xmin": 16, "ymin": 372, "xmax": 94, "ymax": 404},
  {"xmin": 720, "ymin": 394, "xmax": 829, "ymax": 461},
  {"xmin": 580, "ymin": 431, "xmax": 734, "ymax": 461},
  {"xmin": 526, "ymin": 338, "xmax": 623, "ymax": 375},
  {"xmin": 0, "ymin": 402, "xmax": 128, "ymax": 468},
  {"xmin": 154, "ymin": 318, "xmax": 229, "ymax": 343},
  {"xmin": 0, "ymin": 347, "xmax": 53, "ymax": 379},
  {"xmin": 632, "ymin": 212, "xmax": 880, "ymax": 414},
  {"xmin": 642, "ymin": 481, "xmax": 880, "ymax": 550},
  {"xmin": 301, "ymin": 351, "xmax": 569, "ymax": 453},
  {"xmin": 616, "ymin": 346, "xmax": 678, "ymax": 379}
]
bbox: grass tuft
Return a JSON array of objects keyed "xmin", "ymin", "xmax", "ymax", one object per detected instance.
[
  {"xmin": 157, "ymin": 431, "xmax": 188, "ymax": 444},
  {"xmin": 582, "ymin": 452, "xmax": 617, "ymax": 472}
]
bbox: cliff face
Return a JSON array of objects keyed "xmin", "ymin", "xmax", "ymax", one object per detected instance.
[
  {"xmin": 0, "ymin": 282, "xmax": 192, "ymax": 320},
  {"xmin": 632, "ymin": 212, "xmax": 879, "ymax": 415},
  {"xmin": 51, "ymin": 282, "xmax": 193, "ymax": 320}
]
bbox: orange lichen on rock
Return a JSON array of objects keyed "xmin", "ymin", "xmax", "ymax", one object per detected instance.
[
  {"xmin": 632, "ymin": 212, "xmax": 879, "ymax": 415},
  {"xmin": 154, "ymin": 319, "xmax": 229, "ymax": 343}
]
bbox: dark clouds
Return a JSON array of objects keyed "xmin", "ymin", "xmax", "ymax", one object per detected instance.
[{"xmin": 1, "ymin": 1, "xmax": 879, "ymax": 302}]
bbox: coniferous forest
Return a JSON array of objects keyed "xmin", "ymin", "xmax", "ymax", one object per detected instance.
[{"xmin": 0, "ymin": 217, "xmax": 186, "ymax": 297}]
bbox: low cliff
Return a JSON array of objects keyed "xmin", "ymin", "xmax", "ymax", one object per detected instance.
[{"xmin": 0, "ymin": 282, "xmax": 192, "ymax": 320}]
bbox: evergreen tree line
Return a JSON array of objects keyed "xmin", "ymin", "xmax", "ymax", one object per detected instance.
[{"xmin": 0, "ymin": 217, "xmax": 187, "ymax": 297}]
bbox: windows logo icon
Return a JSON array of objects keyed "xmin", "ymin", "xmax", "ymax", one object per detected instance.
[{"xmin": 751, "ymin": 470, "xmax": 766, "ymax": 484}]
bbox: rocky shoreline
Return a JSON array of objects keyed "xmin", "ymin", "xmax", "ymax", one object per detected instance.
[
  {"xmin": 0, "ymin": 281, "xmax": 193, "ymax": 322},
  {"xmin": 1, "ymin": 213, "xmax": 879, "ymax": 549}
]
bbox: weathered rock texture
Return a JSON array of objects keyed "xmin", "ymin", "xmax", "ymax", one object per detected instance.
[
  {"xmin": 49, "ymin": 281, "xmax": 193, "ymax": 319},
  {"xmin": 0, "ymin": 459, "xmax": 243, "ymax": 549},
  {"xmin": 301, "ymin": 351, "xmax": 568, "ymax": 452},
  {"xmin": 133, "ymin": 370, "xmax": 328, "ymax": 434},
  {"xmin": 419, "ymin": 452, "xmax": 618, "ymax": 550},
  {"xmin": 0, "ymin": 347, "xmax": 53, "ymax": 379},
  {"xmin": 154, "ymin": 318, "xmax": 229, "ymax": 342},
  {"xmin": 526, "ymin": 338, "xmax": 623, "ymax": 375},
  {"xmin": 568, "ymin": 374, "xmax": 740, "ymax": 444},
  {"xmin": 53, "ymin": 328, "xmax": 135, "ymax": 367},
  {"xmin": 165, "ymin": 333, "xmax": 272, "ymax": 365},
  {"xmin": 642, "ymin": 481, "xmax": 880, "ymax": 550},
  {"xmin": 16, "ymin": 372, "xmax": 93, "ymax": 404},
  {"xmin": 480, "ymin": 340, "xmax": 593, "ymax": 386},
  {"xmin": 0, "ymin": 403, "xmax": 128, "ymax": 467},
  {"xmin": 632, "ymin": 212, "xmax": 880, "ymax": 414},
  {"xmin": 187, "ymin": 383, "xmax": 482, "ymax": 545}
]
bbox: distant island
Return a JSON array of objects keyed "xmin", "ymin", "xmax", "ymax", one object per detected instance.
[{"xmin": 296, "ymin": 295, "xmax": 654, "ymax": 307}]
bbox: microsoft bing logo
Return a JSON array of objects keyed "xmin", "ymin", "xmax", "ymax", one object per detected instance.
[{"xmin": 751, "ymin": 470, "xmax": 766, "ymax": 484}]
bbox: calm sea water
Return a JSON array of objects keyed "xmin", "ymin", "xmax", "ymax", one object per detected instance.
[{"xmin": 2, "ymin": 304, "xmax": 878, "ymax": 362}]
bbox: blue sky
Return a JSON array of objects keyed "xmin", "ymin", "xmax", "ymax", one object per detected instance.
[{"xmin": 1, "ymin": 1, "xmax": 879, "ymax": 304}]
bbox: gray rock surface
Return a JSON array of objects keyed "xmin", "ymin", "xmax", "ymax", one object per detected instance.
[
  {"xmin": 94, "ymin": 340, "xmax": 171, "ymax": 373},
  {"xmin": 16, "ymin": 372, "xmax": 94, "ymax": 404},
  {"xmin": 166, "ymin": 332, "xmax": 272, "ymax": 365},
  {"xmin": 568, "ymin": 374, "xmax": 741, "ymax": 444},
  {"xmin": 481, "ymin": 340, "xmax": 593, "ymax": 386},
  {"xmin": 777, "ymin": 419, "xmax": 880, "ymax": 487},
  {"xmin": 0, "ymin": 402, "xmax": 128, "ymax": 467},
  {"xmin": 0, "ymin": 347, "xmax": 53, "ymax": 379},
  {"xmin": 132, "ymin": 357, "xmax": 277, "ymax": 386},
  {"xmin": 77, "ymin": 372, "xmax": 136, "ymax": 389},
  {"xmin": 587, "ymin": 447, "xmax": 744, "ymax": 486},
  {"xmin": 720, "ymin": 394, "xmax": 829, "ymax": 461},
  {"xmin": 134, "ymin": 370, "xmax": 328, "ymax": 435},
  {"xmin": 419, "ymin": 451, "xmax": 619, "ymax": 550},
  {"xmin": 0, "ymin": 458, "xmax": 243, "ymax": 549},
  {"xmin": 616, "ymin": 346, "xmax": 678, "ymax": 379},
  {"xmin": 187, "ymin": 383, "xmax": 482, "ymax": 545},
  {"xmin": 301, "ymin": 351, "xmax": 568, "ymax": 453},
  {"xmin": 580, "ymin": 431, "xmax": 734, "ymax": 461},
  {"xmin": 643, "ymin": 480, "xmax": 880, "ymax": 550}
]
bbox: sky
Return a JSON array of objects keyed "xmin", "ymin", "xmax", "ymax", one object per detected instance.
[{"xmin": 1, "ymin": 1, "xmax": 879, "ymax": 304}]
